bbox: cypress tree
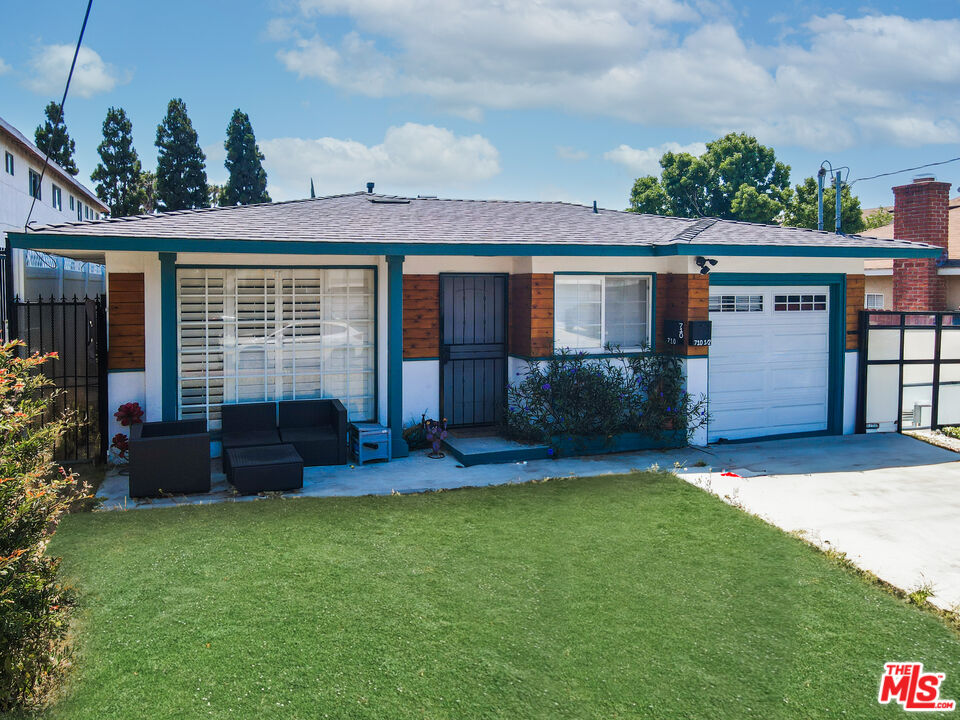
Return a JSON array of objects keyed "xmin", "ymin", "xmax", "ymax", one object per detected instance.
[
  {"xmin": 91, "ymin": 107, "xmax": 145, "ymax": 217},
  {"xmin": 221, "ymin": 109, "xmax": 270, "ymax": 206},
  {"xmin": 155, "ymin": 99, "xmax": 208, "ymax": 211},
  {"xmin": 34, "ymin": 101, "xmax": 79, "ymax": 175}
]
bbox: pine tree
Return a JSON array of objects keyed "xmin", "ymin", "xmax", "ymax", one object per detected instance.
[
  {"xmin": 221, "ymin": 109, "xmax": 270, "ymax": 206},
  {"xmin": 91, "ymin": 107, "xmax": 146, "ymax": 217},
  {"xmin": 34, "ymin": 102, "xmax": 79, "ymax": 176},
  {"xmin": 310, "ymin": 178, "xmax": 316, "ymax": 198},
  {"xmin": 154, "ymin": 99, "xmax": 208, "ymax": 211}
]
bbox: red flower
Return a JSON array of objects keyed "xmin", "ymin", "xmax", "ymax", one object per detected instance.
[{"xmin": 114, "ymin": 402, "xmax": 145, "ymax": 427}]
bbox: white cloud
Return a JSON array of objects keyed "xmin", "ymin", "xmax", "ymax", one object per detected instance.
[
  {"xmin": 0, "ymin": 58, "xmax": 11, "ymax": 75},
  {"xmin": 271, "ymin": 4, "xmax": 960, "ymax": 149},
  {"xmin": 26, "ymin": 45, "xmax": 126, "ymax": 98},
  {"xmin": 259, "ymin": 122, "xmax": 500, "ymax": 200},
  {"xmin": 556, "ymin": 146, "xmax": 588, "ymax": 161},
  {"xmin": 604, "ymin": 141, "xmax": 706, "ymax": 175}
]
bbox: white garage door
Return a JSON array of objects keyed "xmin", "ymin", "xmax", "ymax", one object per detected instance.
[{"xmin": 707, "ymin": 286, "xmax": 830, "ymax": 442}]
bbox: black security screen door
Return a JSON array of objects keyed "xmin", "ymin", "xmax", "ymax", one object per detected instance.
[{"xmin": 440, "ymin": 274, "xmax": 507, "ymax": 426}]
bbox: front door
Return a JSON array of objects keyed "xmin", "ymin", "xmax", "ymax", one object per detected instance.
[{"xmin": 440, "ymin": 274, "xmax": 507, "ymax": 426}]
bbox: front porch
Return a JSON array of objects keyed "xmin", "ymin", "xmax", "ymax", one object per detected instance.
[{"xmin": 96, "ymin": 442, "xmax": 715, "ymax": 510}]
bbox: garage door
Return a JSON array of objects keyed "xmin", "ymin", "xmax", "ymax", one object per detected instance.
[{"xmin": 707, "ymin": 286, "xmax": 830, "ymax": 442}]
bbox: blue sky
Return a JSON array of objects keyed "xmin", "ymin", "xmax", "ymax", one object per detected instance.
[{"xmin": 1, "ymin": 0, "xmax": 958, "ymax": 211}]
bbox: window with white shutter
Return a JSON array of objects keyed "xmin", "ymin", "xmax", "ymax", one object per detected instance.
[{"xmin": 177, "ymin": 267, "xmax": 376, "ymax": 430}]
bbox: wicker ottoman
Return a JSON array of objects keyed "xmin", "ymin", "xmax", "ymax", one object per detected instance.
[{"xmin": 225, "ymin": 444, "xmax": 304, "ymax": 495}]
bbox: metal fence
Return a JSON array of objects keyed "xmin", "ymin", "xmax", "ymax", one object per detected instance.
[
  {"xmin": 12, "ymin": 295, "xmax": 108, "ymax": 463},
  {"xmin": 856, "ymin": 310, "xmax": 960, "ymax": 433}
]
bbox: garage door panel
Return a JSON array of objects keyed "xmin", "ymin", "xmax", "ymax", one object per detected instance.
[{"xmin": 708, "ymin": 285, "xmax": 830, "ymax": 442}]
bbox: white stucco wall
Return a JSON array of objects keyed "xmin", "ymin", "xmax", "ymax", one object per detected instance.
[
  {"xmin": 683, "ymin": 356, "xmax": 709, "ymax": 446},
  {"xmin": 402, "ymin": 359, "xmax": 440, "ymax": 425}
]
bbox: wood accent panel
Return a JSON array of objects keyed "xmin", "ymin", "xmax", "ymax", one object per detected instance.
[
  {"xmin": 654, "ymin": 273, "xmax": 709, "ymax": 356},
  {"xmin": 108, "ymin": 273, "xmax": 145, "ymax": 370},
  {"xmin": 403, "ymin": 274, "xmax": 440, "ymax": 358},
  {"xmin": 846, "ymin": 274, "xmax": 865, "ymax": 351},
  {"xmin": 509, "ymin": 273, "xmax": 553, "ymax": 357}
]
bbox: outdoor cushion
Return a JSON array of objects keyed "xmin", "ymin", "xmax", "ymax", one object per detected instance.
[
  {"xmin": 221, "ymin": 429, "xmax": 282, "ymax": 449},
  {"xmin": 279, "ymin": 426, "xmax": 344, "ymax": 466},
  {"xmin": 129, "ymin": 420, "xmax": 211, "ymax": 498},
  {"xmin": 221, "ymin": 402, "xmax": 277, "ymax": 433}
]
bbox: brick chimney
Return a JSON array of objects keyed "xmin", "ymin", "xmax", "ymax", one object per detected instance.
[{"xmin": 892, "ymin": 176, "xmax": 950, "ymax": 310}]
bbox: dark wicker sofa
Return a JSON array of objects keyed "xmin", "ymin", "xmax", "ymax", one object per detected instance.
[
  {"xmin": 128, "ymin": 419, "xmax": 211, "ymax": 497},
  {"xmin": 220, "ymin": 402, "xmax": 282, "ymax": 474},
  {"xmin": 279, "ymin": 399, "xmax": 348, "ymax": 466}
]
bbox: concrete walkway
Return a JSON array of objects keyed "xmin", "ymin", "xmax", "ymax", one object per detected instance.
[
  {"xmin": 97, "ymin": 433, "xmax": 960, "ymax": 611},
  {"xmin": 694, "ymin": 434, "xmax": 960, "ymax": 611}
]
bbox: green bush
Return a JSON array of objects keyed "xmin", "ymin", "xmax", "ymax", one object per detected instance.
[
  {"xmin": 501, "ymin": 346, "xmax": 708, "ymax": 449},
  {"xmin": 941, "ymin": 426, "xmax": 960, "ymax": 440},
  {"xmin": 0, "ymin": 341, "xmax": 87, "ymax": 711}
]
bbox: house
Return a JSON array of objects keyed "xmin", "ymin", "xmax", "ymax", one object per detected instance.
[
  {"xmin": 0, "ymin": 114, "xmax": 108, "ymax": 299},
  {"xmin": 862, "ymin": 176, "xmax": 959, "ymax": 310},
  {"xmin": 6, "ymin": 191, "xmax": 939, "ymax": 453}
]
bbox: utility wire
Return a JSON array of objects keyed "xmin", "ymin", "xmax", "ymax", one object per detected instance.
[
  {"xmin": 23, "ymin": 0, "xmax": 94, "ymax": 231},
  {"xmin": 849, "ymin": 156, "xmax": 960, "ymax": 186}
]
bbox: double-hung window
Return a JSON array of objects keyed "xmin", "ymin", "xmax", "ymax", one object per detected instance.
[
  {"xmin": 177, "ymin": 267, "xmax": 376, "ymax": 430},
  {"xmin": 554, "ymin": 274, "xmax": 651, "ymax": 351},
  {"xmin": 28, "ymin": 169, "xmax": 41, "ymax": 200},
  {"xmin": 4, "ymin": 152, "xmax": 13, "ymax": 175},
  {"xmin": 865, "ymin": 293, "xmax": 884, "ymax": 310},
  {"xmin": 51, "ymin": 184, "xmax": 62, "ymax": 210}
]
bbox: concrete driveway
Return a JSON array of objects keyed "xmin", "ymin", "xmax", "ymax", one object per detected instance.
[{"xmin": 691, "ymin": 434, "xmax": 960, "ymax": 611}]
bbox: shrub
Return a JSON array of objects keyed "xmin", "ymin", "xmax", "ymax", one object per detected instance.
[
  {"xmin": 502, "ymin": 346, "xmax": 707, "ymax": 449},
  {"xmin": 941, "ymin": 426, "xmax": 960, "ymax": 440},
  {"xmin": 0, "ymin": 341, "xmax": 88, "ymax": 711}
]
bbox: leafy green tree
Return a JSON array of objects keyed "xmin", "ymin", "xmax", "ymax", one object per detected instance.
[
  {"xmin": 863, "ymin": 206, "xmax": 893, "ymax": 230},
  {"xmin": 137, "ymin": 171, "xmax": 157, "ymax": 214},
  {"xmin": 627, "ymin": 133, "xmax": 791, "ymax": 224},
  {"xmin": 154, "ymin": 99, "xmax": 208, "ymax": 211},
  {"xmin": 208, "ymin": 183, "xmax": 226, "ymax": 208},
  {"xmin": 34, "ymin": 102, "xmax": 78, "ymax": 176},
  {"xmin": 783, "ymin": 176, "xmax": 866, "ymax": 234},
  {"xmin": 221, "ymin": 109, "xmax": 270, "ymax": 206},
  {"xmin": 91, "ymin": 107, "xmax": 145, "ymax": 218}
]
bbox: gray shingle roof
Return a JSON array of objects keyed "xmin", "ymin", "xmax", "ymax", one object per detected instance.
[{"xmin": 22, "ymin": 191, "xmax": 936, "ymax": 253}]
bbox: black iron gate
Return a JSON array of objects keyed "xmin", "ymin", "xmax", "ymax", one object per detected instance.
[
  {"xmin": 12, "ymin": 295, "xmax": 109, "ymax": 463},
  {"xmin": 856, "ymin": 310, "xmax": 960, "ymax": 433},
  {"xmin": 440, "ymin": 274, "xmax": 508, "ymax": 426}
]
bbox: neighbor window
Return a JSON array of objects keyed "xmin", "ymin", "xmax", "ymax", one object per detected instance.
[
  {"xmin": 865, "ymin": 293, "xmax": 884, "ymax": 310},
  {"xmin": 69, "ymin": 195, "xmax": 74, "ymax": 211},
  {"xmin": 177, "ymin": 267, "xmax": 376, "ymax": 430},
  {"xmin": 554, "ymin": 274, "xmax": 650, "ymax": 351},
  {"xmin": 51, "ymin": 184, "xmax": 62, "ymax": 210},
  {"xmin": 28, "ymin": 169, "xmax": 41, "ymax": 200},
  {"xmin": 4, "ymin": 152, "xmax": 13, "ymax": 175},
  {"xmin": 76, "ymin": 200, "xmax": 83, "ymax": 220}
]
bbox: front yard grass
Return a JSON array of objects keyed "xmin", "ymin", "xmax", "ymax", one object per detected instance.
[{"xmin": 39, "ymin": 471, "xmax": 960, "ymax": 719}]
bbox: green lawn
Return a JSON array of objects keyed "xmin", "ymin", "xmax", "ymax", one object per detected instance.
[{"xmin": 38, "ymin": 472, "xmax": 960, "ymax": 719}]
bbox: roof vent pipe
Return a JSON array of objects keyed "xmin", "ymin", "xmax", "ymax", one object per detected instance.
[
  {"xmin": 593, "ymin": 200, "xmax": 598, "ymax": 214},
  {"xmin": 366, "ymin": 182, "xmax": 375, "ymax": 193}
]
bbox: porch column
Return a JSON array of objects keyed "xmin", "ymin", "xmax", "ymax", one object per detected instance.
[
  {"xmin": 387, "ymin": 255, "xmax": 409, "ymax": 458},
  {"xmin": 159, "ymin": 252, "xmax": 177, "ymax": 421}
]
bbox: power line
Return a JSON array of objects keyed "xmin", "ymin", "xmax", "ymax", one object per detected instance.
[
  {"xmin": 23, "ymin": 0, "xmax": 94, "ymax": 231},
  {"xmin": 849, "ymin": 156, "xmax": 960, "ymax": 186}
]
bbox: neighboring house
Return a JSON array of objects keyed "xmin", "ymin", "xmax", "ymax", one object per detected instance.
[
  {"xmin": 7, "ymin": 191, "xmax": 938, "ymax": 451},
  {"xmin": 862, "ymin": 177, "xmax": 960, "ymax": 310},
  {"xmin": 0, "ymin": 115, "xmax": 108, "ymax": 299}
]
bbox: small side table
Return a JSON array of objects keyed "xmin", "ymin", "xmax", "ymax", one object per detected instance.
[{"xmin": 349, "ymin": 422, "xmax": 392, "ymax": 465}]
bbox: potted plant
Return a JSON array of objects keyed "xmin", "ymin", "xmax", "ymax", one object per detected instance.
[
  {"xmin": 110, "ymin": 401, "xmax": 144, "ymax": 470},
  {"xmin": 421, "ymin": 415, "xmax": 448, "ymax": 459}
]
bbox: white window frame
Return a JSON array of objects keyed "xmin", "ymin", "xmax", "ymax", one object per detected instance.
[
  {"xmin": 553, "ymin": 273, "xmax": 652, "ymax": 353},
  {"xmin": 176, "ymin": 266, "xmax": 377, "ymax": 430},
  {"xmin": 865, "ymin": 293, "xmax": 884, "ymax": 310},
  {"xmin": 51, "ymin": 184, "xmax": 62, "ymax": 210},
  {"xmin": 3, "ymin": 151, "xmax": 13, "ymax": 175}
]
